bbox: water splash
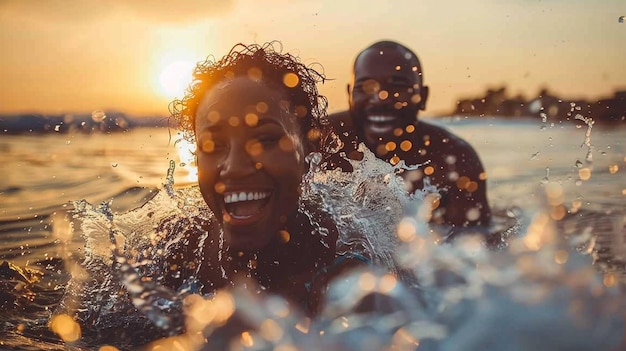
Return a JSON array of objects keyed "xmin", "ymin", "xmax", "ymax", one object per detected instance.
[
  {"xmin": 530, "ymin": 151, "xmax": 540, "ymax": 160},
  {"xmin": 56, "ymin": 166, "xmax": 219, "ymax": 343},
  {"xmin": 575, "ymin": 114, "xmax": 594, "ymax": 163},
  {"xmin": 57, "ymin": 147, "xmax": 625, "ymax": 350},
  {"xmin": 145, "ymin": 187, "xmax": 625, "ymax": 351},
  {"xmin": 301, "ymin": 143, "xmax": 420, "ymax": 274}
]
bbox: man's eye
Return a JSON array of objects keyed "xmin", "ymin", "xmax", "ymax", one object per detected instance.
[
  {"xmin": 396, "ymin": 84, "xmax": 414, "ymax": 91},
  {"xmin": 361, "ymin": 79, "xmax": 381, "ymax": 94},
  {"xmin": 354, "ymin": 79, "xmax": 380, "ymax": 95}
]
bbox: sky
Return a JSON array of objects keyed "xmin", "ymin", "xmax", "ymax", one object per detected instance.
[{"xmin": 0, "ymin": 0, "xmax": 624, "ymax": 116}]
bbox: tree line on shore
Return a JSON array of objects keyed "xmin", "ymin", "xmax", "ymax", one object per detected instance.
[
  {"xmin": 0, "ymin": 111, "xmax": 173, "ymax": 134},
  {"xmin": 451, "ymin": 87, "xmax": 626, "ymax": 125}
]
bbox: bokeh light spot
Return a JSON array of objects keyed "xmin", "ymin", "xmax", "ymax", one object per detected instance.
[
  {"xmin": 283, "ymin": 72, "xmax": 299, "ymax": 88},
  {"xmin": 578, "ymin": 167, "xmax": 591, "ymax": 180},
  {"xmin": 397, "ymin": 218, "xmax": 417, "ymax": 242},
  {"xmin": 247, "ymin": 67, "xmax": 263, "ymax": 81},
  {"xmin": 228, "ymin": 116, "xmax": 240, "ymax": 127},
  {"xmin": 385, "ymin": 141, "xmax": 397, "ymax": 152},
  {"xmin": 279, "ymin": 136, "xmax": 295, "ymax": 152},
  {"xmin": 49, "ymin": 314, "xmax": 81, "ymax": 342},
  {"xmin": 244, "ymin": 113, "xmax": 258, "ymax": 127},
  {"xmin": 256, "ymin": 102, "xmax": 269, "ymax": 113},
  {"xmin": 358, "ymin": 272, "xmax": 376, "ymax": 292},
  {"xmin": 201, "ymin": 139, "xmax": 215, "ymax": 153},
  {"xmin": 246, "ymin": 140, "xmax": 263, "ymax": 157},
  {"xmin": 400, "ymin": 140, "xmax": 413, "ymax": 151},
  {"xmin": 214, "ymin": 182, "xmax": 225, "ymax": 194}
]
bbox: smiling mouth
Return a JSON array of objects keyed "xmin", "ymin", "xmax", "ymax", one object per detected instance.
[
  {"xmin": 223, "ymin": 190, "xmax": 272, "ymax": 223},
  {"xmin": 366, "ymin": 114, "xmax": 397, "ymax": 134}
]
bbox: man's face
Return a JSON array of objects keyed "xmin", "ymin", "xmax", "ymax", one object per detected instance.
[{"xmin": 349, "ymin": 46, "xmax": 424, "ymax": 152}]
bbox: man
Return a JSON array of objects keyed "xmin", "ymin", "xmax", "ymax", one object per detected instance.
[{"xmin": 329, "ymin": 40, "xmax": 491, "ymax": 229}]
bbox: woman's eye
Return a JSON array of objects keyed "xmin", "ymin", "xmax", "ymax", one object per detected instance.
[
  {"xmin": 257, "ymin": 135, "xmax": 281, "ymax": 146},
  {"xmin": 199, "ymin": 139, "xmax": 224, "ymax": 154}
]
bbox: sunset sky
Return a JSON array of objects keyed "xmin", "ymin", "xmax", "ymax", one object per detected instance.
[{"xmin": 0, "ymin": 0, "xmax": 624, "ymax": 116}]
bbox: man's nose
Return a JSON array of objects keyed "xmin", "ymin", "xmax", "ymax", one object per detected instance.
[{"xmin": 368, "ymin": 88, "xmax": 392, "ymax": 105}]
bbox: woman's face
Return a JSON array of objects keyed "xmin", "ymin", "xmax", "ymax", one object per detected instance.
[{"xmin": 194, "ymin": 77, "xmax": 306, "ymax": 252}]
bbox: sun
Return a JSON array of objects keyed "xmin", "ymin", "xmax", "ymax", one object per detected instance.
[{"xmin": 157, "ymin": 59, "xmax": 196, "ymax": 99}]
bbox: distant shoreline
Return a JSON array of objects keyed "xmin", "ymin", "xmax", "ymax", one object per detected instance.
[
  {"xmin": 445, "ymin": 87, "xmax": 626, "ymax": 126},
  {"xmin": 0, "ymin": 112, "xmax": 173, "ymax": 134},
  {"xmin": 2, "ymin": 87, "xmax": 624, "ymax": 134}
]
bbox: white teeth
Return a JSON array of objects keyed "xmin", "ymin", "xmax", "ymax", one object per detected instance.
[
  {"xmin": 224, "ymin": 191, "xmax": 271, "ymax": 204},
  {"xmin": 367, "ymin": 115, "xmax": 396, "ymax": 123}
]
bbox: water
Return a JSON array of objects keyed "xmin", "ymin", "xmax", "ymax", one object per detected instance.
[{"xmin": 1, "ymin": 118, "xmax": 625, "ymax": 350}]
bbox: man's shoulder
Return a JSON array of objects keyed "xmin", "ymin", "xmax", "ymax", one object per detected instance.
[
  {"xmin": 414, "ymin": 120, "xmax": 484, "ymax": 170},
  {"xmin": 417, "ymin": 120, "xmax": 472, "ymax": 149}
]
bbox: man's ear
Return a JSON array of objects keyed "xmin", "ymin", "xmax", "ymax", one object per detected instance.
[
  {"xmin": 347, "ymin": 83, "xmax": 354, "ymax": 108},
  {"xmin": 420, "ymin": 85, "xmax": 429, "ymax": 111}
]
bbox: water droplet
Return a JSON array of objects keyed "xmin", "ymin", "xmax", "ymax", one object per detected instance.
[
  {"xmin": 111, "ymin": 163, "xmax": 118, "ymax": 168},
  {"xmin": 541, "ymin": 167, "xmax": 550, "ymax": 184},
  {"xmin": 575, "ymin": 160, "xmax": 583, "ymax": 168},
  {"xmin": 585, "ymin": 149, "xmax": 593, "ymax": 163},
  {"xmin": 530, "ymin": 152, "xmax": 540, "ymax": 160},
  {"xmin": 66, "ymin": 140, "xmax": 71, "ymax": 145},
  {"xmin": 91, "ymin": 110, "xmax": 107, "ymax": 122},
  {"xmin": 54, "ymin": 125, "xmax": 61, "ymax": 132}
]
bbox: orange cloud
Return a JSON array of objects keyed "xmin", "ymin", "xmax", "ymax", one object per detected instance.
[{"xmin": 0, "ymin": 0, "xmax": 234, "ymax": 23}]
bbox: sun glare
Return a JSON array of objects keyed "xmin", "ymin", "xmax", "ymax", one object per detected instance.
[
  {"xmin": 175, "ymin": 137, "xmax": 198, "ymax": 185},
  {"xmin": 157, "ymin": 60, "xmax": 195, "ymax": 99}
]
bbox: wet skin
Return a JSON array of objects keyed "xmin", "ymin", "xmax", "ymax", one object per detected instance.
[
  {"xmin": 330, "ymin": 43, "xmax": 491, "ymax": 227},
  {"xmin": 194, "ymin": 77, "xmax": 305, "ymax": 252}
]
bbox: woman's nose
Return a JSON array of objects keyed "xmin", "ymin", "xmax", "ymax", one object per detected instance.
[{"xmin": 220, "ymin": 144, "xmax": 256, "ymax": 178}]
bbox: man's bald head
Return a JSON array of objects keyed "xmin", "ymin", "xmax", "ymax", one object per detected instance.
[{"xmin": 353, "ymin": 40, "xmax": 424, "ymax": 86}]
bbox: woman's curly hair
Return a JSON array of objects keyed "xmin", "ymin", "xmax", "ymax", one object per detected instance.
[{"xmin": 169, "ymin": 42, "xmax": 329, "ymax": 149}]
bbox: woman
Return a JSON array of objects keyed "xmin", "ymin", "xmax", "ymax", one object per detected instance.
[
  {"xmin": 165, "ymin": 42, "xmax": 365, "ymax": 316},
  {"xmin": 54, "ymin": 44, "xmax": 367, "ymax": 350}
]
